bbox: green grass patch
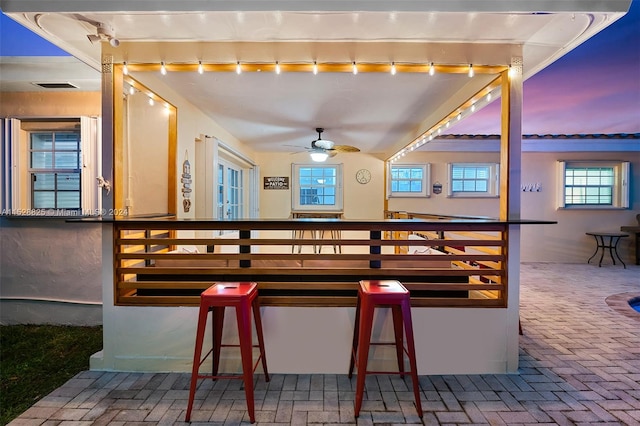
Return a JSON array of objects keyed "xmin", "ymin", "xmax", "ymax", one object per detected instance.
[{"xmin": 0, "ymin": 325, "xmax": 103, "ymax": 425}]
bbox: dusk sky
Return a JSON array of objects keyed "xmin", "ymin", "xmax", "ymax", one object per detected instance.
[
  {"xmin": 451, "ymin": 0, "xmax": 640, "ymax": 135},
  {"xmin": 1, "ymin": 2, "xmax": 639, "ymax": 136}
]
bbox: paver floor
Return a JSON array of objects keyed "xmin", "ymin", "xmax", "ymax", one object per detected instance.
[{"xmin": 8, "ymin": 263, "xmax": 640, "ymax": 425}]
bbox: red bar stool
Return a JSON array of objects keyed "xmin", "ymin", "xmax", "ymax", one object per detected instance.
[
  {"xmin": 348, "ymin": 280, "xmax": 423, "ymax": 418},
  {"xmin": 185, "ymin": 282, "xmax": 269, "ymax": 423}
]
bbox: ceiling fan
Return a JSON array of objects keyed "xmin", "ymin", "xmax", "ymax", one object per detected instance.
[{"xmin": 306, "ymin": 128, "xmax": 360, "ymax": 162}]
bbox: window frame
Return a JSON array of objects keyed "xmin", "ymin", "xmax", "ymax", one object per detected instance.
[
  {"xmin": 447, "ymin": 162, "xmax": 500, "ymax": 198},
  {"xmin": 388, "ymin": 164, "xmax": 431, "ymax": 198},
  {"xmin": 1, "ymin": 117, "xmax": 100, "ymax": 216},
  {"xmin": 291, "ymin": 163, "xmax": 343, "ymax": 212},
  {"xmin": 556, "ymin": 160, "xmax": 630, "ymax": 209},
  {"xmin": 29, "ymin": 129, "xmax": 82, "ymax": 210}
]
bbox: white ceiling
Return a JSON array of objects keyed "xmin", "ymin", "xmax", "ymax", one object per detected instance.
[{"xmin": 0, "ymin": 1, "xmax": 631, "ymax": 158}]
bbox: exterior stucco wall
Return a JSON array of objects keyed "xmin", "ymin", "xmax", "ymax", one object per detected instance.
[{"xmin": 0, "ymin": 218, "xmax": 102, "ymax": 325}]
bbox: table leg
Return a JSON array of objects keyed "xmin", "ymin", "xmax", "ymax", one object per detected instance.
[
  {"xmin": 611, "ymin": 236, "xmax": 626, "ymax": 269},
  {"xmin": 587, "ymin": 234, "xmax": 600, "ymax": 265},
  {"xmin": 597, "ymin": 235, "xmax": 606, "ymax": 267}
]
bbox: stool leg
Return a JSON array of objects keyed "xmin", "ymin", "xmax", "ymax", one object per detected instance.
[
  {"xmin": 354, "ymin": 299, "xmax": 375, "ymax": 417},
  {"xmin": 211, "ymin": 307, "xmax": 225, "ymax": 377},
  {"xmin": 400, "ymin": 298, "xmax": 423, "ymax": 417},
  {"xmin": 391, "ymin": 305, "xmax": 405, "ymax": 374},
  {"xmin": 185, "ymin": 303, "xmax": 210, "ymax": 422},
  {"xmin": 236, "ymin": 304, "xmax": 256, "ymax": 423},
  {"xmin": 348, "ymin": 296, "xmax": 361, "ymax": 378},
  {"xmin": 252, "ymin": 299, "xmax": 270, "ymax": 381}
]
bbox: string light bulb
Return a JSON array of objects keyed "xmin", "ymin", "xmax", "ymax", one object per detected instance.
[
  {"xmin": 390, "ymin": 62, "xmax": 396, "ymax": 75},
  {"xmin": 123, "ymin": 62, "xmax": 128, "ymax": 75},
  {"xmin": 148, "ymin": 96, "xmax": 154, "ymax": 106},
  {"xmin": 275, "ymin": 61, "xmax": 281, "ymax": 74},
  {"xmin": 352, "ymin": 62, "xmax": 358, "ymax": 75},
  {"xmin": 129, "ymin": 85, "xmax": 135, "ymax": 95},
  {"xmin": 236, "ymin": 61, "xmax": 242, "ymax": 75},
  {"xmin": 313, "ymin": 61, "xmax": 318, "ymax": 75},
  {"xmin": 429, "ymin": 62, "xmax": 435, "ymax": 76},
  {"xmin": 198, "ymin": 61, "xmax": 204, "ymax": 75},
  {"xmin": 468, "ymin": 64, "xmax": 474, "ymax": 77},
  {"xmin": 160, "ymin": 62, "xmax": 167, "ymax": 75}
]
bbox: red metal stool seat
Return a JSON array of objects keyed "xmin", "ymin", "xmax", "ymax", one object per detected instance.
[
  {"xmin": 185, "ymin": 282, "xmax": 269, "ymax": 423},
  {"xmin": 348, "ymin": 280, "xmax": 423, "ymax": 418}
]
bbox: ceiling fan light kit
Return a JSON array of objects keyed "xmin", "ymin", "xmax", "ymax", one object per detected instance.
[{"xmin": 310, "ymin": 151, "xmax": 329, "ymax": 162}]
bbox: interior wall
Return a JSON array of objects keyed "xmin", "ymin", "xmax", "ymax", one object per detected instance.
[
  {"xmin": 125, "ymin": 93, "xmax": 170, "ymax": 215},
  {"xmin": 129, "ymin": 72, "xmax": 255, "ymax": 220},
  {"xmin": 256, "ymin": 151, "xmax": 384, "ymax": 219}
]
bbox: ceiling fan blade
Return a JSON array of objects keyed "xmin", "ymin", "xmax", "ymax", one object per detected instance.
[
  {"xmin": 328, "ymin": 151, "xmax": 338, "ymax": 158},
  {"xmin": 332, "ymin": 145, "xmax": 360, "ymax": 153}
]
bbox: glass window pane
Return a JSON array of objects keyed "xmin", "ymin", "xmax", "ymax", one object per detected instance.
[
  {"xmin": 33, "ymin": 192, "xmax": 55, "ymax": 209},
  {"xmin": 57, "ymin": 173, "xmax": 80, "ymax": 190},
  {"xmin": 57, "ymin": 192, "xmax": 80, "ymax": 209},
  {"xmin": 32, "ymin": 173, "xmax": 55, "ymax": 190},
  {"xmin": 31, "ymin": 133, "xmax": 53, "ymax": 150},
  {"xmin": 398, "ymin": 181, "xmax": 410, "ymax": 192},
  {"xmin": 54, "ymin": 134, "xmax": 80, "ymax": 150},
  {"xmin": 55, "ymin": 152, "xmax": 79, "ymax": 169},
  {"xmin": 31, "ymin": 152, "xmax": 53, "ymax": 168},
  {"xmin": 410, "ymin": 181, "xmax": 422, "ymax": 192},
  {"xmin": 463, "ymin": 181, "xmax": 476, "ymax": 191}
]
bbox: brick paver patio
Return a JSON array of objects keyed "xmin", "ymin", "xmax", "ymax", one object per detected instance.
[{"xmin": 8, "ymin": 263, "xmax": 640, "ymax": 425}]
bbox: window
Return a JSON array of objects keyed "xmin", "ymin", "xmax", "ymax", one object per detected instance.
[
  {"xmin": 447, "ymin": 163, "xmax": 499, "ymax": 197},
  {"xmin": 292, "ymin": 164, "xmax": 343, "ymax": 211},
  {"xmin": 389, "ymin": 164, "xmax": 430, "ymax": 197},
  {"xmin": 557, "ymin": 161, "xmax": 629, "ymax": 209},
  {"xmin": 30, "ymin": 130, "xmax": 81, "ymax": 209},
  {"xmin": 1, "ymin": 117, "xmax": 100, "ymax": 216}
]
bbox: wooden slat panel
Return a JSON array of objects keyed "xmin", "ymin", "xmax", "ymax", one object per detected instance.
[{"xmin": 112, "ymin": 218, "xmax": 510, "ymax": 308}]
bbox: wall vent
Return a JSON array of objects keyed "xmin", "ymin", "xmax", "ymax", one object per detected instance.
[{"xmin": 31, "ymin": 82, "xmax": 78, "ymax": 89}]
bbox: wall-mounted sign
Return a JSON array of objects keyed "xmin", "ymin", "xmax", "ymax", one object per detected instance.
[
  {"xmin": 432, "ymin": 181, "xmax": 443, "ymax": 195},
  {"xmin": 264, "ymin": 176, "xmax": 289, "ymax": 190}
]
